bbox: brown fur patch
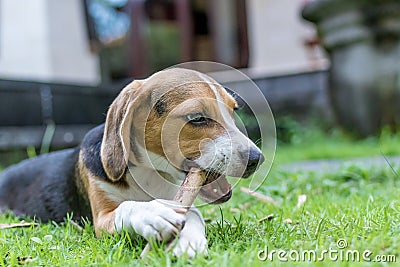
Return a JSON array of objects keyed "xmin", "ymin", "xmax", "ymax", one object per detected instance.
[
  {"xmin": 77, "ymin": 152, "xmax": 127, "ymax": 236},
  {"xmin": 140, "ymin": 80, "xmax": 236, "ymax": 168},
  {"xmin": 87, "ymin": 177, "xmax": 120, "ymax": 236}
]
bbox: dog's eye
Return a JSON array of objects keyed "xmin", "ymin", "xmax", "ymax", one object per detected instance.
[{"xmin": 186, "ymin": 113, "xmax": 209, "ymax": 125}]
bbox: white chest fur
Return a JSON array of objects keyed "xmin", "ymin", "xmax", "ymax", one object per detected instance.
[{"xmin": 95, "ymin": 167, "xmax": 180, "ymax": 204}]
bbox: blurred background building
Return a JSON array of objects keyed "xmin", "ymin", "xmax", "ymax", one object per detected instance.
[
  {"xmin": 0, "ymin": 0, "xmax": 327, "ymax": 83},
  {"xmin": 0, "ymin": 0, "xmax": 329, "ymax": 157}
]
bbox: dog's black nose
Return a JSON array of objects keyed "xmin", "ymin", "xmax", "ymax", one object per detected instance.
[{"xmin": 243, "ymin": 148, "xmax": 265, "ymax": 178}]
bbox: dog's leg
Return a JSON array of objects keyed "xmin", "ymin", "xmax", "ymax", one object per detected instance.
[
  {"xmin": 172, "ymin": 207, "xmax": 208, "ymax": 257},
  {"xmin": 114, "ymin": 200, "xmax": 186, "ymax": 242},
  {"xmin": 87, "ymin": 178, "xmax": 186, "ymax": 240},
  {"xmin": 114, "ymin": 201, "xmax": 207, "ymax": 257},
  {"xmin": 88, "ymin": 181, "xmax": 206, "ymax": 256}
]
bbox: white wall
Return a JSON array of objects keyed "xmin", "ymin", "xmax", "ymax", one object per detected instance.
[
  {"xmin": 0, "ymin": 0, "xmax": 100, "ymax": 84},
  {"xmin": 246, "ymin": 0, "xmax": 327, "ymax": 76}
]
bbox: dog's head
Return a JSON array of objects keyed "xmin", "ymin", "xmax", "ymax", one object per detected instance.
[{"xmin": 101, "ymin": 68, "xmax": 264, "ymax": 204}]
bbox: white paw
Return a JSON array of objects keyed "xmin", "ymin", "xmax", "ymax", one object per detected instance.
[
  {"xmin": 172, "ymin": 231, "xmax": 208, "ymax": 258},
  {"xmin": 114, "ymin": 200, "xmax": 186, "ymax": 242}
]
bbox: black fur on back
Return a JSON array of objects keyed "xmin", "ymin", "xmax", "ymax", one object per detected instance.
[{"xmin": 0, "ymin": 128, "xmax": 106, "ymax": 223}]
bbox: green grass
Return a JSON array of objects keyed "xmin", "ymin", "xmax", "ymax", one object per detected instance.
[
  {"xmin": 1, "ymin": 125, "xmax": 400, "ymax": 266},
  {"xmin": 275, "ymin": 121, "xmax": 400, "ymax": 163}
]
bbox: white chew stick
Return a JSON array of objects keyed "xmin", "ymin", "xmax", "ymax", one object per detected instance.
[{"xmin": 140, "ymin": 168, "xmax": 206, "ymax": 257}]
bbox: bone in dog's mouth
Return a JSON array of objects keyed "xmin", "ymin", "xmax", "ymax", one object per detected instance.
[{"xmin": 183, "ymin": 168, "xmax": 232, "ymax": 204}]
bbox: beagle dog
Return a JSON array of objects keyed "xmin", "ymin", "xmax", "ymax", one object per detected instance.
[{"xmin": 0, "ymin": 68, "xmax": 264, "ymax": 257}]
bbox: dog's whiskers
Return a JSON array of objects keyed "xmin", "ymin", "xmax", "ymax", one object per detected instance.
[
  {"xmin": 216, "ymin": 161, "xmax": 226, "ymax": 175},
  {"xmin": 254, "ymin": 138, "xmax": 262, "ymax": 146},
  {"xmin": 203, "ymin": 157, "xmax": 227, "ymax": 181}
]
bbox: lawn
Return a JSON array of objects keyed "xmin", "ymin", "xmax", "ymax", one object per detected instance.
[{"xmin": 1, "ymin": 124, "xmax": 399, "ymax": 266}]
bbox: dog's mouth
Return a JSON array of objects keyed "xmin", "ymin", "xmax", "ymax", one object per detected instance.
[{"xmin": 183, "ymin": 169, "xmax": 232, "ymax": 204}]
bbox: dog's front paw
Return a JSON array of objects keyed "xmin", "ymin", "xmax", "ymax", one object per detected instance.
[
  {"xmin": 115, "ymin": 200, "xmax": 186, "ymax": 242},
  {"xmin": 172, "ymin": 230, "xmax": 208, "ymax": 258}
]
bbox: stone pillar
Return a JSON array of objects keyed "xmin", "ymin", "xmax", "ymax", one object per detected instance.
[{"xmin": 303, "ymin": 0, "xmax": 400, "ymax": 136}]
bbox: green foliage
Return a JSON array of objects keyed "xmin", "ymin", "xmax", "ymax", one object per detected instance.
[{"xmin": 275, "ymin": 117, "xmax": 400, "ymax": 163}]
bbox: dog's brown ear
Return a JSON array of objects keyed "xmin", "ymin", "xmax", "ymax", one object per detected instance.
[{"xmin": 101, "ymin": 80, "xmax": 143, "ymax": 181}]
